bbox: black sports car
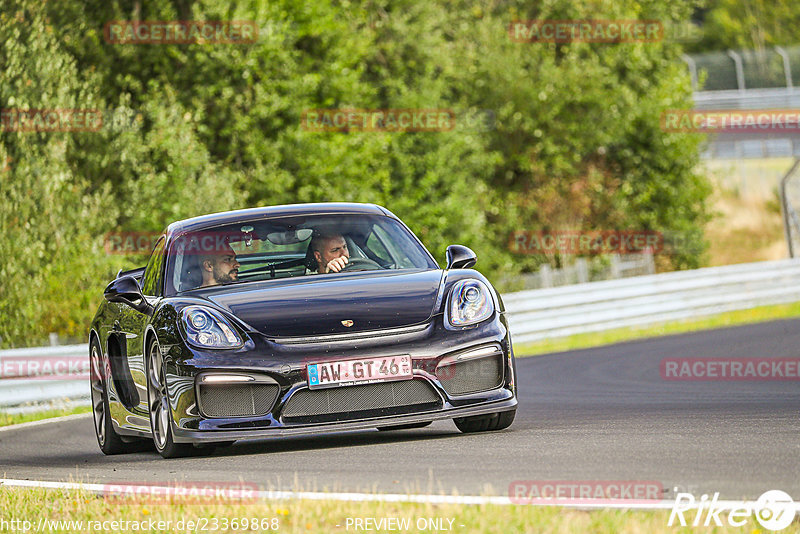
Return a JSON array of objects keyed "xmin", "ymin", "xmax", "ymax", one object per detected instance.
[{"xmin": 90, "ymin": 203, "xmax": 517, "ymax": 458}]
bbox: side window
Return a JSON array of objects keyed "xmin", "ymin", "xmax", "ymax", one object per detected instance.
[
  {"xmin": 366, "ymin": 230, "xmax": 391, "ymax": 264},
  {"xmin": 141, "ymin": 238, "xmax": 166, "ymax": 296},
  {"xmin": 373, "ymin": 224, "xmax": 417, "ymax": 268}
]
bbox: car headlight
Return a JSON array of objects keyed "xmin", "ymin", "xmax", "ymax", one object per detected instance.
[
  {"xmin": 447, "ymin": 279, "xmax": 494, "ymax": 326},
  {"xmin": 180, "ymin": 306, "xmax": 243, "ymax": 349}
]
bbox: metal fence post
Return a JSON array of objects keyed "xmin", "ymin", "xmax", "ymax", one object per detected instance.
[
  {"xmin": 576, "ymin": 258, "xmax": 589, "ymax": 284},
  {"xmin": 727, "ymin": 50, "xmax": 746, "ymax": 93},
  {"xmin": 540, "ymin": 264, "xmax": 553, "ymax": 288},
  {"xmin": 610, "ymin": 255, "xmax": 621, "ymax": 279},
  {"xmin": 780, "ymin": 158, "xmax": 800, "ymax": 258},
  {"xmin": 644, "ymin": 250, "xmax": 656, "ymax": 275},
  {"xmin": 681, "ymin": 54, "xmax": 698, "ymax": 91},
  {"xmin": 775, "ymin": 46, "xmax": 793, "ymax": 90}
]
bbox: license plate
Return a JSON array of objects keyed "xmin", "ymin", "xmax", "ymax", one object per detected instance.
[{"xmin": 307, "ymin": 355, "xmax": 412, "ymax": 389}]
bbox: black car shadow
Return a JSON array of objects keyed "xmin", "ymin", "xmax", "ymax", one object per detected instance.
[{"xmin": 209, "ymin": 426, "xmax": 464, "ymax": 458}]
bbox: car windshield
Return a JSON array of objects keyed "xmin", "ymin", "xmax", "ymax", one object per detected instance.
[{"xmin": 166, "ymin": 214, "xmax": 438, "ymax": 294}]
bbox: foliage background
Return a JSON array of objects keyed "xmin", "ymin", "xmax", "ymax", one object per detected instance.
[
  {"xmin": 687, "ymin": 0, "xmax": 800, "ymax": 52},
  {"xmin": 0, "ymin": 0, "xmax": 736, "ymax": 347}
]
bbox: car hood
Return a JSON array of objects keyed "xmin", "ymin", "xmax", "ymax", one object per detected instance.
[{"xmin": 204, "ymin": 270, "xmax": 444, "ymax": 338}]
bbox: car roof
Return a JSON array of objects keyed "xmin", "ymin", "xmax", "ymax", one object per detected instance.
[{"xmin": 165, "ymin": 202, "xmax": 393, "ymax": 236}]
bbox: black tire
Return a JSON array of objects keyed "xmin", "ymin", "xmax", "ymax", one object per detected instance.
[
  {"xmin": 146, "ymin": 337, "xmax": 204, "ymax": 459},
  {"xmin": 453, "ymin": 409, "xmax": 516, "ymax": 433},
  {"xmin": 377, "ymin": 421, "xmax": 432, "ymax": 431},
  {"xmin": 90, "ymin": 339, "xmax": 148, "ymax": 454}
]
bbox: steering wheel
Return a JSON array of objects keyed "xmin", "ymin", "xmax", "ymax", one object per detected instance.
[{"xmin": 339, "ymin": 257, "xmax": 383, "ymax": 272}]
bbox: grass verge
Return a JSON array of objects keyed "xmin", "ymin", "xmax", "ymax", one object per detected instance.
[
  {"xmin": 513, "ymin": 301, "xmax": 800, "ymax": 357},
  {"xmin": 2, "ymin": 487, "xmax": 795, "ymax": 533},
  {"xmin": 0, "ymin": 405, "xmax": 91, "ymax": 428}
]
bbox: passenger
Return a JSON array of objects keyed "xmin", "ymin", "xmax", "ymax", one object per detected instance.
[{"xmin": 199, "ymin": 244, "xmax": 240, "ymax": 287}]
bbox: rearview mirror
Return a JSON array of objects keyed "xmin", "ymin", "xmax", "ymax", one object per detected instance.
[
  {"xmin": 266, "ymin": 228, "xmax": 314, "ymax": 245},
  {"xmin": 104, "ymin": 276, "xmax": 153, "ymax": 315},
  {"xmin": 445, "ymin": 245, "xmax": 477, "ymax": 269}
]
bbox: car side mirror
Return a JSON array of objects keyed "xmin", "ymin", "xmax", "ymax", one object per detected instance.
[
  {"xmin": 104, "ymin": 275, "xmax": 153, "ymax": 315},
  {"xmin": 445, "ymin": 245, "xmax": 477, "ymax": 269}
]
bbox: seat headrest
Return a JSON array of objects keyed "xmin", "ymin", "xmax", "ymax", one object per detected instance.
[{"xmin": 180, "ymin": 254, "xmax": 203, "ymax": 290}]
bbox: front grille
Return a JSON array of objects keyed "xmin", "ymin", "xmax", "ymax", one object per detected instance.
[
  {"xmin": 281, "ymin": 379, "xmax": 441, "ymax": 422},
  {"xmin": 437, "ymin": 354, "xmax": 504, "ymax": 396},
  {"xmin": 271, "ymin": 323, "xmax": 429, "ymax": 345},
  {"xmin": 198, "ymin": 383, "xmax": 280, "ymax": 418}
]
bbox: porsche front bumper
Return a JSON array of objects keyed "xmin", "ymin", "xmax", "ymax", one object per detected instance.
[{"xmin": 161, "ymin": 313, "xmax": 518, "ymax": 444}]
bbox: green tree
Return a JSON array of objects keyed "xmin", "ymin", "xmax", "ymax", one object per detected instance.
[
  {"xmin": 689, "ymin": 0, "xmax": 800, "ymax": 52},
  {"xmin": 0, "ymin": 0, "xmax": 711, "ymax": 347},
  {"xmin": 0, "ymin": 0, "xmax": 117, "ymax": 345}
]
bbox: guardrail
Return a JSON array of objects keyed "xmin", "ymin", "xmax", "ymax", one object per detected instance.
[
  {"xmin": 3, "ymin": 258, "xmax": 800, "ymax": 411},
  {"xmin": 0, "ymin": 344, "xmax": 90, "ymax": 412},
  {"xmin": 505, "ymin": 258, "xmax": 800, "ymax": 344},
  {"xmin": 690, "ymin": 88, "xmax": 800, "ymax": 159}
]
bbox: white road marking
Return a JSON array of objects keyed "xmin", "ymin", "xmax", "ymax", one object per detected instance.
[{"xmin": 0, "ymin": 478, "xmax": 776, "ymax": 510}]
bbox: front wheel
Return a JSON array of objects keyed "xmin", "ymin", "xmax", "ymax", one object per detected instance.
[
  {"xmin": 147, "ymin": 338, "xmax": 203, "ymax": 458},
  {"xmin": 453, "ymin": 409, "xmax": 515, "ymax": 433}
]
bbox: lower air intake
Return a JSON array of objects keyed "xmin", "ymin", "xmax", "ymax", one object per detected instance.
[
  {"xmin": 436, "ymin": 353, "xmax": 504, "ymax": 396},
  {"xmin": 281, "ymin": 379, "xmax": 441, "ymax": 422},
  {"xmin": 198, "ymin": 383, "xmax": 280, "ymax": 418}
]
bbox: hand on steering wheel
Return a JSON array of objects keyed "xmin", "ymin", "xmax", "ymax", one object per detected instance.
[
  {"xmin": 338, "ymin": 257, "xmax": 382, "ymax": 272},
  {"xmin": 325, "ymin": 256, "xmax": 349, "ymax": 273}
]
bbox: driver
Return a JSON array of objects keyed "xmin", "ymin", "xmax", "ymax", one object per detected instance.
[
  {"xmin": 199, "ymin": 244, "xmax": 240, "ymax": 287},
  {"xmin": 310, "ymin": 231, "xmax": 350, "ymax": 273}
]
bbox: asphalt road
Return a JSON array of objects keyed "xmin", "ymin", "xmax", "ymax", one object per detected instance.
[{"xmin": 1, "ymin": 318, "xmax": 799, "ymax": 500}]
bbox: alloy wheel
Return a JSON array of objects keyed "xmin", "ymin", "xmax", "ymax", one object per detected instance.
[
  {"xmin": 147, "ymin": 340, "xmax": 169, "ymax": 450},
  {"xmin": 90, "ymin": 344, "xmax": 106, "ymax": 446}
]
